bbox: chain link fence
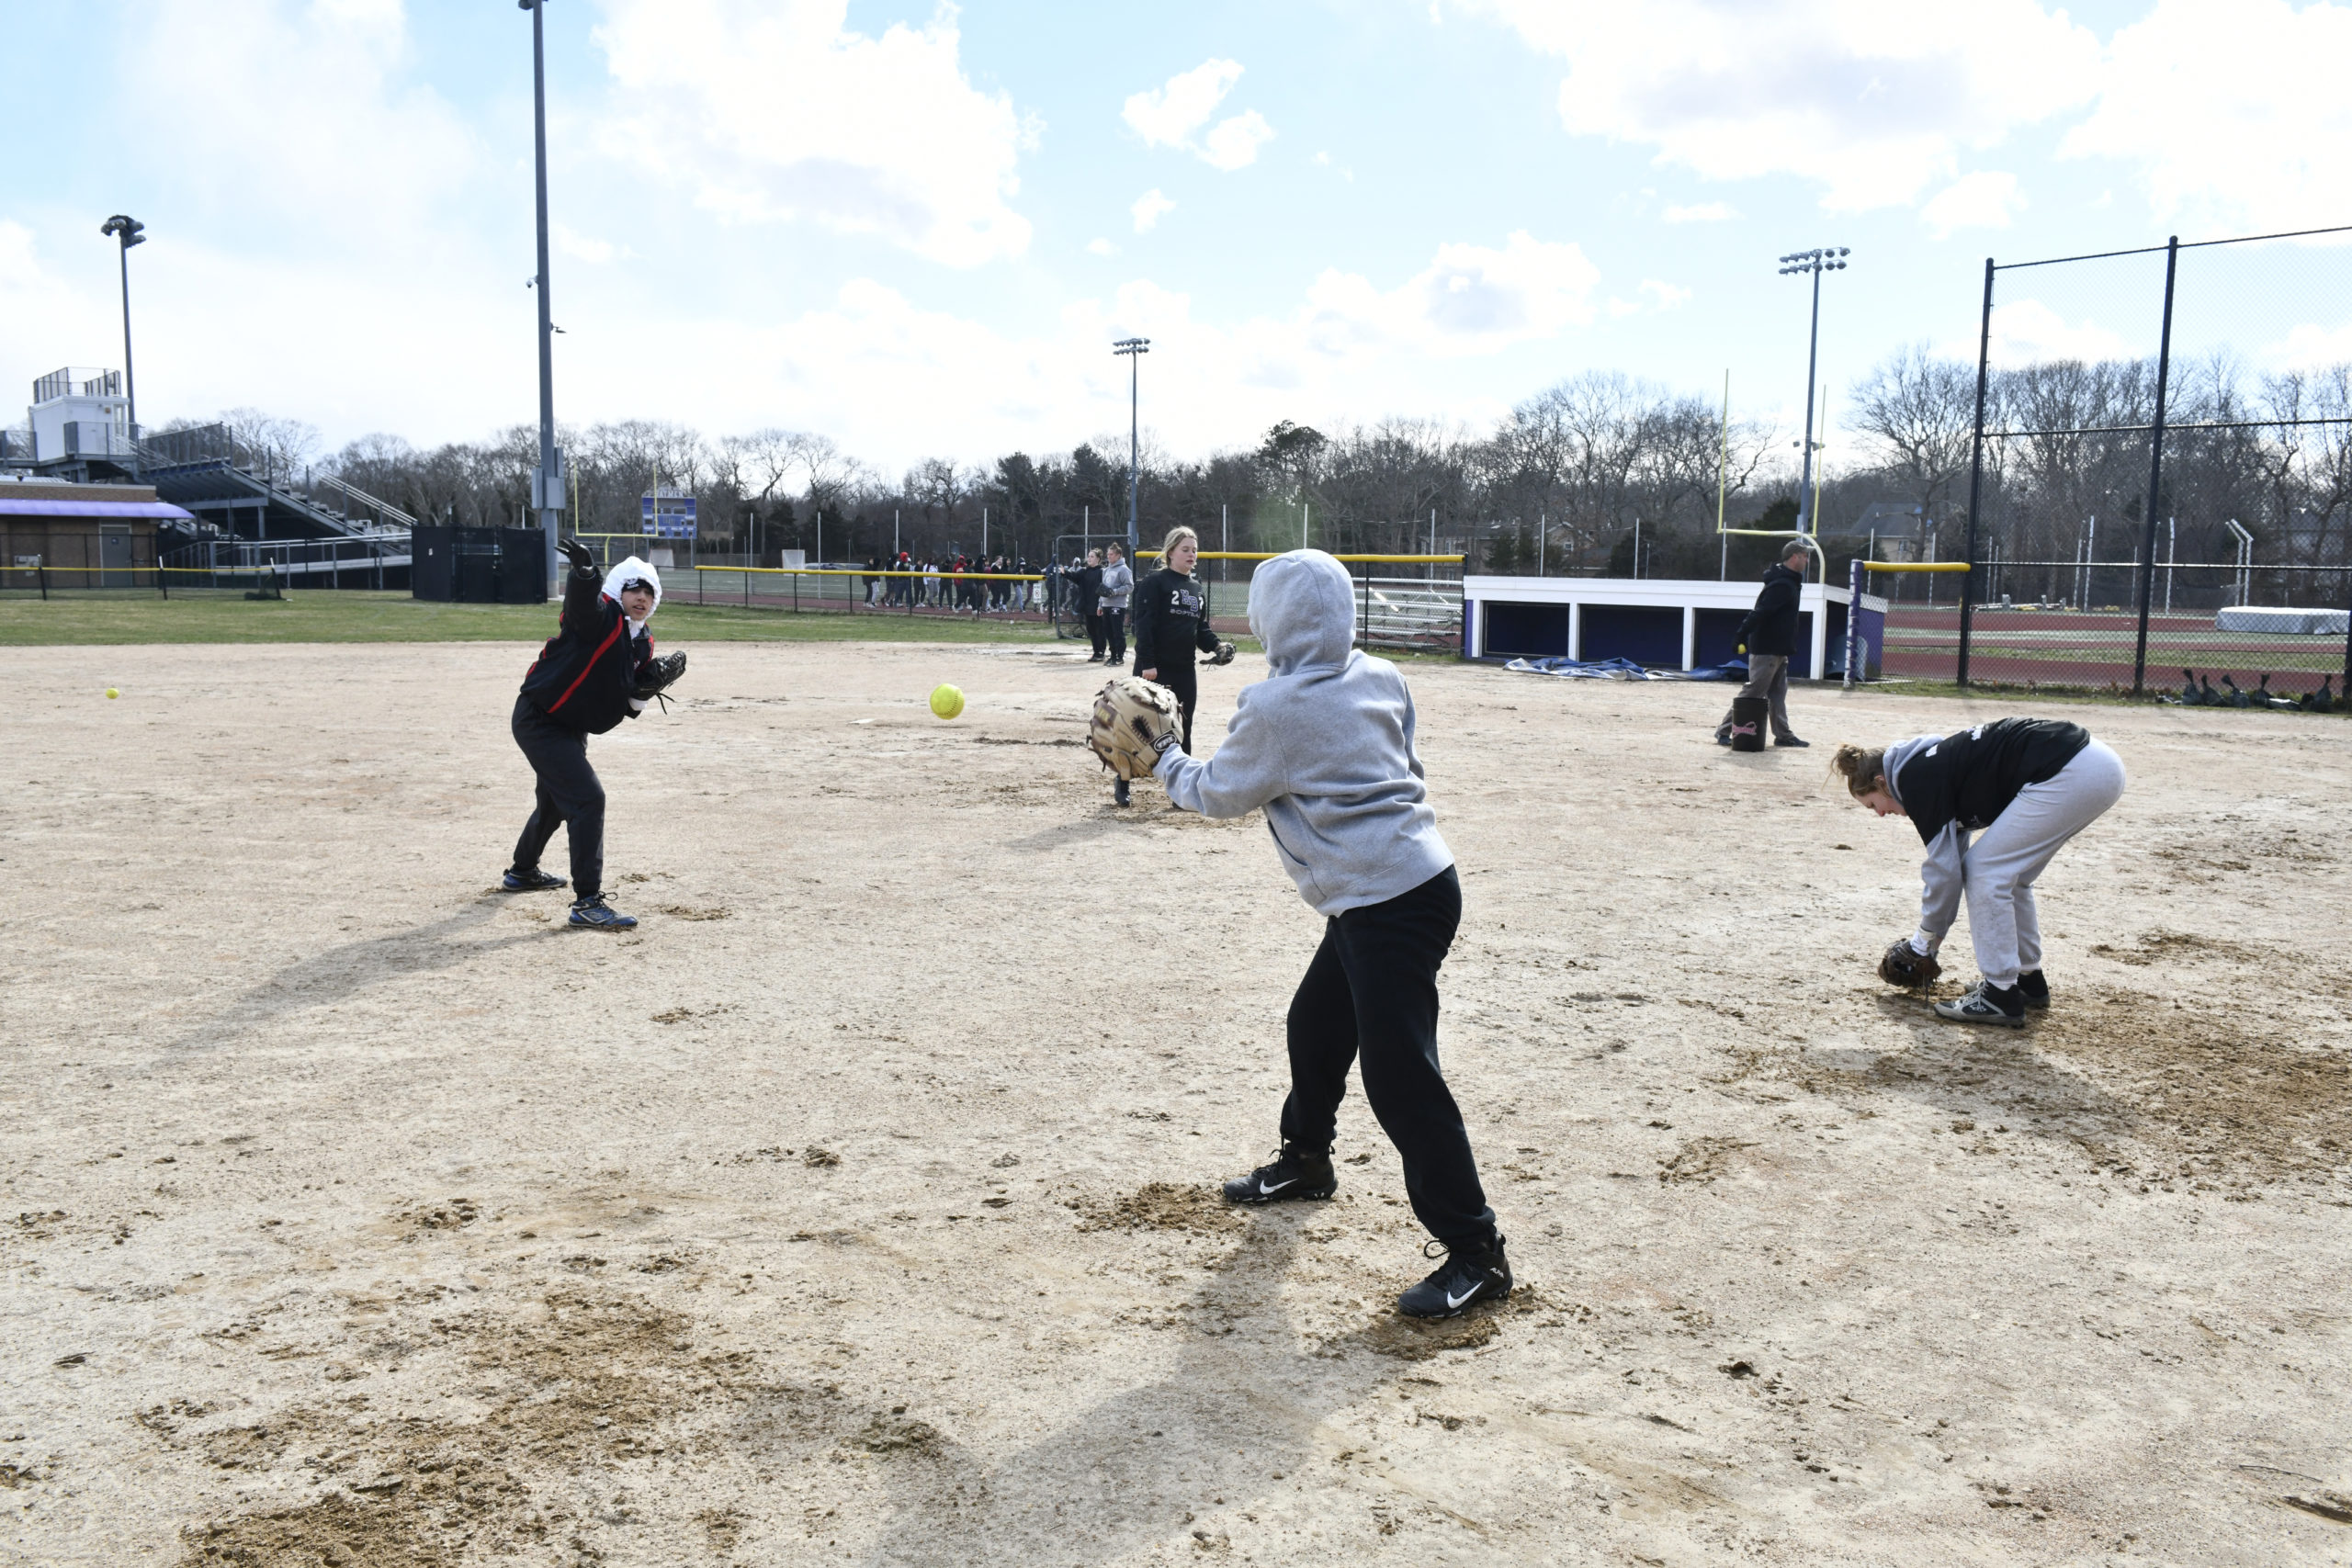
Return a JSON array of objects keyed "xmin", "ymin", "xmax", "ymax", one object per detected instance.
[{"xmin": 1953, "ymin": 226, "xmax": 2352, "ymax": 698}]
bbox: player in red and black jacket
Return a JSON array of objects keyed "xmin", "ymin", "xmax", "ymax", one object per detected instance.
[{"xmin": 504, "ymin": 539, "xmax": 684, "ymax": 929}]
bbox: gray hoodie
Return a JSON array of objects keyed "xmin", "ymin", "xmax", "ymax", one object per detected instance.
[
  {"xmin": 1153, "ymin": 549, "xmax": 1453, "ymax": 916},
  {"xmin": 1099, "ymin": 558, "xmax": 1133, "ymax": 610}
]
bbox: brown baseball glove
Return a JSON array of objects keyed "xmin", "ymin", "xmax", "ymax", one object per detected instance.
[
  {"xmin": 1878, "ymin": 938, "xmax": 1942, "ymax": 989},
  {"xmin": 1088, "ymin": 675, "xmax": 1182, "ymax": 781}
]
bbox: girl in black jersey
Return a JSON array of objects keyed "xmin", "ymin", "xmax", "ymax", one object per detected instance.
[
  {"xmin": 1132, "ymin": 525, "xmax": 1234, "ymax": 754},
  {"xmin": 1833, "ymin": 718, "xmax": 2126, "ymax": 1026}
]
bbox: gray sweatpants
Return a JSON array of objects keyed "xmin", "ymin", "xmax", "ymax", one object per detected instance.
[{"xmin": 1958, "ymin": 740, "xmax": 2127, "ymax": 988}]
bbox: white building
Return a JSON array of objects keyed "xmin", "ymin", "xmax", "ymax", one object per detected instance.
[{"xmin": 28, "ymin": 367, "xmax": 133, "ymax": 462}]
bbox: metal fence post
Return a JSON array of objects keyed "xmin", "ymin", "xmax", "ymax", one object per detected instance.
[
  {"xmin": 37, "ymin": 562, "xmax": 47, "ymax": 601},
  {"xmin": 1358, "ymin": 560, "xmax": 1369, "ymax": 651},
  {"xmin": 2132, "ymin": 236, "xmax": 2180, "ymax": 696},
  {"xmin": 1843, "ymin": 556, "xmax": 1862, "ymax": 691},
  {"xmin": 1958, "ymin": 255, "xmax": 1994, "ymax": 689}
]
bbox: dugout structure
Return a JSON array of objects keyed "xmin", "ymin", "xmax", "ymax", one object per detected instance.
[
  {"xmin": 1465, "ymin": 573, "xmax": 1881, "ymax": 678},
  {"xmin": 411, "ymin": 526, "xmax": 548, "ymax": 604}
]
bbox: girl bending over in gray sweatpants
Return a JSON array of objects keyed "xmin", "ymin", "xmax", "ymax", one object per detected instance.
[{"xmin": 1833, "ymin": 718, "xmax": 2126, "ymax": 1027}]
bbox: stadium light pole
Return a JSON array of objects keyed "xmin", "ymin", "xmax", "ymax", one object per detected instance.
[
  {"xmin": 1777, "ymin": 246, "xmax": 1849, "ymax": 544},
  {"xmin": 1114, "ymin": 337, "xmax": 1148, "ymax": 554},
  {"xmin": 99, "ymin": 215, "xmax": 146, "ymax": 470},
  {"xmin": 522, "ymin": 0, "xmax": 561, "ymax": 587}
]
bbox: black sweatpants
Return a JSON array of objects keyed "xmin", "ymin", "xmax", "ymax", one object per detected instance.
[
  {"xmin": 1086, "ymin": 609, "xmax": 1107, "ymax": 658},
  {"xmin": 510, "ymin": 694, "xmax": 605, "ymax": 899},
  {"xmin": 1102, "ymin": 607, "xmax": 1127, "ymax": 663},
  {"xmin": 1159, "ymin": 661, "xmax": 1199, "ymax": 751},
  {"xmin": 1278, "ymin": 866, "xmax": 1495, "ymax": 1251}
]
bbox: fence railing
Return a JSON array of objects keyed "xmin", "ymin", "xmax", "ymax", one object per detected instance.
[{"xmin": 687, "ymin": 552, "xmax": 1469, "ymax": 654}]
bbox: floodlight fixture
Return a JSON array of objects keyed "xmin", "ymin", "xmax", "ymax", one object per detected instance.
[
  {"xmin": 100, "ymin": 215, "xmax": 148, "ymax": 467},
  {"xmin": 1777, "ymin": 244, "xmax": 1851, "ymax": 536},
  {"xmin": 1114, "ymin": 338, "xmax": 1150, "ymax": 552}
]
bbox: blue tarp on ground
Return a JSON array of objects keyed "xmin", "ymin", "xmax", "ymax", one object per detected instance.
[{"xmin": 1504, "ymin": 655, "xmax": 1749, "ymax": 682}]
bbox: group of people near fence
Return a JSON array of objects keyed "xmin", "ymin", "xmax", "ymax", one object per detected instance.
[
  {"xmin": 863, "ymin": 552, "xmax": 1036, "ymax": 614},
  {"xmin": 1057, "ymin": 544, "xmax": 1136, "ymax": 664}
]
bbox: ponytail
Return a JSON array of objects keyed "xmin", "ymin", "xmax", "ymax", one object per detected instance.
[{"xmin": 1829, "ymin": 742, "xmax": 1888, "ymax": 799}]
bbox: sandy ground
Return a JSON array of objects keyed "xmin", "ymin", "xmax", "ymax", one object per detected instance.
[{"xmin": 4, "ymin": 638, "xmax": 2349, "ymax": 1568}]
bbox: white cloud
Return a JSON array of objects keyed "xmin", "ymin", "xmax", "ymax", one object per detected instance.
[
  {"xmin": 2062, "ymin": 0, "xmax": 2352, "ymax": 230},
  {"xmin": 1455, "ymin": 0, "xmax": 2100, "ymax": 209},
  {"xmin": 1663, "ymin": 201, "xmax": 1736, "ymax": 223},
  {"xmin": 1302, "ymin": 231, "xmax": 1600, "ymax": 357},
  {"xmin": 1605, "ymin": 279, "xmax": 1693, "ymax": 319},
  {"xmin": 1087, "ymin": 237, "xmax": 1119, "ymax": 257},
  {"xmin": 1124, "ymin": 59, "xmax": 1243, "ymax": 147},
  {"xmin": 1131, "ymin": 190, "xmax": 1176, "ymax": 233},
  {"xmin": 1123, "ymin": 60, "xmax": 1274, "ymax": 170},
  {"xmin": 1983, "ymin": 299, "xmax": 2135, "ymax": 366},
  {"xmin": 123, "ymin": 0, "xmax": 479, "ymax": 235},
  {"xmin": 588, "ymin": 0, "xmax": 1033, "ymax": 267},
  {"xmin": 1201, "ymin": 111, "xmax": 1276, "ymax": 171},
  {"xmin": 1920, "ymin": 171, "xmax": 2024, "ymax": 237},
  {"xmin": 554, "ymin": 224, "xmax": 620, "ymax": 265},
  {"xmin": 2267, "ymin": 320, "xmax": 2352, "ymax": 369}
]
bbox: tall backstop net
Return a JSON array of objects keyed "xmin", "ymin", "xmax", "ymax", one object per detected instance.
[{"xmin": 1956, "ymin": 226, "xmax": 2352, "ymax": 697}]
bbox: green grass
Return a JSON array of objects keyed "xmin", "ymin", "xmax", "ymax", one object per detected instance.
[{"xmin": 0, "ymin": 591, "xmax": 1070, "ymax": 648}]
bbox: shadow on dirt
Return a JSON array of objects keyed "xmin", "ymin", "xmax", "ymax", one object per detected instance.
[
  {"xmin": 168, "ymin": 895, "xmax": 562, "ymax": 1053},
  {"xmin": 853, "ymin": 1214, "xmax": 1496, "ymax": 1566}
]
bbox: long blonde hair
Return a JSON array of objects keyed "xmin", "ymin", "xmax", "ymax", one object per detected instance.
[
  {"xmin": 1829, "ymin": 742, "xmax": 1889, "ymax": 798},
  {"xmin": 1159, "ymin": 525, "xmax": 1199, "ymax": 567}
]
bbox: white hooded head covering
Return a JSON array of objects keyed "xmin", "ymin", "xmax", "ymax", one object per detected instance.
[{"xmin": 603, "ymin": 555, "xmax": 662, "ymax": 614}]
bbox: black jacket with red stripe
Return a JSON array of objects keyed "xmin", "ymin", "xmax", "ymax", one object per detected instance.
[{"xmin": 518, "ymin": 563, "xmax": 655, "ymax": 735}]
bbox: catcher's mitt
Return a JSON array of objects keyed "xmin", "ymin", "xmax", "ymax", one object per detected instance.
[
  {"xmin": 1208, "ymin": 640, "xmax": 1237, "ymax": 666},
  {"xmin": 1089, "ymin": 675, "xmax": 1181, "ymax": 781},
  {"xmin": 632, "ymin": 650, "xmax": 687, "ymax": 711},
  {"xmin": 1878, "ymin": 938, "xmax": 1942, "ymax": 989}
]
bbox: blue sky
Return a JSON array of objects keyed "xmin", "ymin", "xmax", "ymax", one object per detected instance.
[{"xmin": 4, "ymin": 0, "xmax": 2348, "ymax": 476}]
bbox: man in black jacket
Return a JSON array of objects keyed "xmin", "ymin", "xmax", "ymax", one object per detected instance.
[
  {"xmin": 1715, "ymin": 539, "xmax": 1812, "ymax": 749},
  {"xmin": 505, "ymin": 539, "xmax": 678, "ymax": 929}
]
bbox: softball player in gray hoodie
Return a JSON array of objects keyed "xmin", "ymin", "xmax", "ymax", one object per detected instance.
[{"xmin": 1150, "ymin": 549, "xmax": 1509, "ymax": 1319}]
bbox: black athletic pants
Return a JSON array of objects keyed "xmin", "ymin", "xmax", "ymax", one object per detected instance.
[
  {"xmin": 1158, "ymin": 661, "xmax": 1199, "ymax": 751},
  {"xmin": 1102, "ymin": 607, "xmax": 1127, "ymax": 663},
  {"xmin": 1086, "ymin": 609, "xmax": 1106, "ymax": 658},
  {"xmin": 1277, "ymin": 866, "xmax": 1495, "ymax": 1252},
  {"xmin": 510, "ymin": 695, "xmax": 605, "ymax": 900}
]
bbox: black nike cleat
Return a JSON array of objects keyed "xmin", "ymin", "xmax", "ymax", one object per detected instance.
[
  {"xmin": 1397, "ymin": 1235, "xmax": 1512, "ymax": 1319},
  {"xmin": 568, "ymin": 894, "xmax": 638, "ymax": 931},
  {"xmin": 1221, "ymin": 1144, "xmax": 1337, "ymax": 1205},
  {"xmin": 2016, "ymin": 969, "xmax": 2051, "ymax": 1010},
  {"xmin": 1933, "ymin": 981, "xmax": 2026, "ymax": 1028},
  {"xmin": 502, "ymin": 866, "xmax": 566, "ymax": 893}
]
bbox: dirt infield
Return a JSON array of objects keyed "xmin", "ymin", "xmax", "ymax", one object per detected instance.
[{"xmin": 5, "ymin": 641, "xmax": 2348, "ymax": 1566}]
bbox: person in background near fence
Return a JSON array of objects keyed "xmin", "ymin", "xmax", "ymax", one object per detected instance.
[
  {"xmin": 1714, "ymin": 537, "xmax": 1813, "ymax": 749},
  {"xmin": 1071, "ymin": 549, "xmax": 1106, "ymax": 660},
  {"xmin": 1834, "ymin": 718, "xmax": 2127, "ymax": 1027},
  {"xmin": 1100, "ymin": 543, "xmax": 1134, "ymax": 668},
  {"xmin": 1147, "ymin": 548, "xmax": 1510, "ymax": 1319},
  {"xmin": 505, "ymin": 541, "xmax": 684, "ymax": 931},
  {"xmin": 1134, "ymin": 525, "xmax": 1236, "ymax": 757}
]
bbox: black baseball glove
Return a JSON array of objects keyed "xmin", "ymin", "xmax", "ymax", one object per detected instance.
[
  {"xmin": 632, "ymin": 650, "xmax": 687, "ymax": 711},
  {"xmin": 1209, "ymin": 641, "xmax": 1236, "ymax": 666},
  {"xmin": 560, "ymin": 536, "xmax": 598, "ymax": 574},
  {"xmin": 1878, "ymin": 938, "xmax": 1942, "ymax": 989}
]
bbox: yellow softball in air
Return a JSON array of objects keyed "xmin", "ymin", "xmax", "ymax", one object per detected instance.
[
  {"xmin": 929, "ymin": 682, "xmax": 965, "ymax": 720},
  {"xmin": 105, "ymin": 687, "xmax": 119, "ymax": 700}
]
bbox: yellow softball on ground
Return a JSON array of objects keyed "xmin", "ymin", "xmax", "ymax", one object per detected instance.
[
  {"xmin": 105, "ymin": 687, "xmax": 119, "ymax": 700},
  {"xmin": 929, "ymin": 682, "xmax": 965, "ymax": 720}
]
